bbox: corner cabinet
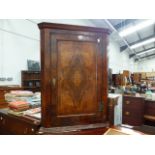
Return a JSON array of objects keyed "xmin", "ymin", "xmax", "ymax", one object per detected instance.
[{"xmin": 38, "ymin": 23, "xmax": 109, "ymax": 128}]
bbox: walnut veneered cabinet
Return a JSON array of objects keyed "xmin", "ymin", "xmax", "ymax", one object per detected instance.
[{"xmin": 38, "ymin": 23, "xmax": 109, "ymax": 128}]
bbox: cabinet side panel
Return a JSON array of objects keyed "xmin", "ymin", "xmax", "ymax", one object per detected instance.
[{"xmin": 40, "ymin": 29, "xmax": 52, "ymax": 127}]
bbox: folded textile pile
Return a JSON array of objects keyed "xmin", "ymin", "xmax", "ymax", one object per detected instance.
[
  {"xmin": 8, "ymin": 101, "xmax": 29, "ymax": 112},
  {"xmin": 5, "ymin": 91, "xmax": 41, "ymax": 108},
  {"xmin": 24, "ymin": 107, "xmax": 41, "ymax": 119},
  {"xmin": 9, "ymin": 90, "xmax": 34, "ymax": 97},
  {"xmin": 7, "ymin": 110, "xmax": 24, "ymax": 116},
  {"xmin": 28, "ymin": 92, "xmax": 41, "ymax": 108},
  {"xmin": 5, "ymin": 90, "xmax": 34, "ymax": 102},
  {"xmin": 24, "ymin": 107, "xmax": 41, "ymax": 115}
]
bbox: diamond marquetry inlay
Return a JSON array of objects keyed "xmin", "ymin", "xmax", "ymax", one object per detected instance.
[
  {"xmin": 62, "ymin": 53, "xmax": 90, "ymax": 106},
  {"xmin": 58, "ymin": 40, "xmax": 98, "ymax": 115}
]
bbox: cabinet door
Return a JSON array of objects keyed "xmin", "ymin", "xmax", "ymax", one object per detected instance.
[{"xmin": 41, "ymin": 30, "xmax": 108, "ymax": 127}]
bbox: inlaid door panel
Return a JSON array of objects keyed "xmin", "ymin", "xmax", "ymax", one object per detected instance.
[
  {"xmin": 57, "ymin": 41, "xmax": 97, "ymax": 116},
  {"xmin": 49, "ymin": 31, "xmax": 105, "ymax": 126}
]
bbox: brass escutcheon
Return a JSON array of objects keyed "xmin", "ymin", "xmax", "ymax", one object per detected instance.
[
  {"xmin": 125, "ymin": 111, "xmax": 130, "ymax": 116},
  {"xmin": 126, "ymin": 101, "xmax": 130, "ymax": 105}
]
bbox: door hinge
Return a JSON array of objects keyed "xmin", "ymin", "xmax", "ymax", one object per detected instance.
[{"xmin": 99, "ymin": 101, "xmax": 104, "ymax": 112}]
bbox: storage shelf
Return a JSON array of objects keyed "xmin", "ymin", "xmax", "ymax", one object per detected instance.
[
  {"xmin": 23, "ymin": 86, "xmax": 40, "ymax": 89},
  {"xmin": 21, "ymin": 71, "xmax": 41, "ymax": 92},
  {"xmin": 23, "ymin": 79, "xmax": 40, "ymax": 81}
]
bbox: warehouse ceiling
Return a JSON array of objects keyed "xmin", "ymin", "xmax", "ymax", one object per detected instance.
[
  {"xmin": 90, "ymin": 19, "xmax": 155, "ymax": 62},
  {"xmin": 29, "ymin": 19, "xmax": 155, "ymax": 62}
]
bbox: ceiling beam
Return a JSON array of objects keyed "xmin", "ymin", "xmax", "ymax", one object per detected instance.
[
  {"xmin": 135, "ymin": 52, "xmax": 155, "ymax": 61},
  {"xmin": 129, "ymin": 47, "xmax": 155, "ymax": 58},
  {"xmin": 104, "ymin": 19, "xmax": 137, "ymax": 57},
  {"xmin": 120, "ymin": 34, "xmax": 155, "ymax": 52},
  {"xmin": 104, "ymin": 19, "xmax": 135, "ymax": 54},
  {"xmin": 154, "ymin": 24, "xmax": 155, "ymax": 47},
  {"xmin": 113, "ymin": 19, "xmax": 138, "ymax": 30},
  {"xmin": 132, "ymin": 21, "xmax": 146, "ymax": 51}
]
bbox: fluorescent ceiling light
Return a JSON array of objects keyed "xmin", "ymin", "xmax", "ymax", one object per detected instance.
[
  {"xmin": 119, "ymin": 20, "xmax": 155, "ymax": 37},
  {"xmin": 130, "ymin": 37, "xmax": 155, "ymax": 49},
  {"xmin": 136, "ymin": 48, "xmax": 155, "ymax": 56}
]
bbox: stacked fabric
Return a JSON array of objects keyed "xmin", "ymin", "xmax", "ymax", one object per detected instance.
[
  {"xmin": 8, "ymin": 101, "xmax": 29, "ymax": 112},
  {"xmin": 23, "ymin": 107, "xmax": 41, "ymax": 120},
  {"xmin": 5, "ymin": 91, "xmax": 41, "ymax": 108},
  {"xmin": 28, "ymin": 92, "xmax": 41, "ymax": 108},
  {"xmin": 5, "ymin": 90, "xmax": 34, "ymax": 102},
  {"xmin": 10, "ymin": 90, "xmax": 34, "ymax": 96},
  {"xmin": 24, "ymin": 107, "xmax": 41, "ymax": 115}
]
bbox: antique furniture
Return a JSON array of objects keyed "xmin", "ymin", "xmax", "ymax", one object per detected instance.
[
  {"xmin": 0, "ymin": 109, "xmax": 40, "ymax": 135},
  {"xmin": 122, "ymin": 95, "xmax": 145, "ymax": 126},
  {"xmin": 133, "ymin": 73, "xmax": 141, "ymax": 83},
  {"xmin": 0, "ymin": 104, "xmax": 8, "ymax": 109},
  {"xmin": 38, "ymin": 23, "xmax": 110, "ymax": 128},
  {"xmin": 0, "ymin": 23, "xmax": 110, "ymax": 135},
  {"xmin": 112, "ymin": 74, "xmax": 124, "ymax": 86},
  {"xmin": 112, "ymin": 74, "xmax": 121, "ymax": 86},
  {"xmin": 110, "ymin": 95, "xmax": 155, "ymax": 127},
  {"xmin": 108, "ymin": 94, "xmax": 122, "ymax": 126},
  {"xmin": 108, "ymin": 97, "xmax": 115, "ymax": 126},
  {"xmin": 0, "ymin": 108, "xmax": 147, "ymax": 135},
  {"xmin": 21, "ymin": 70, "xmax": 41, "ymax": 92},
  {"xmin": 38, "ymin": 123, "xmax": 109, "ymax": 135},
  {"xmin": 123, "ymin": 70, "xmax": 130, "ymax": 77},
  {"xmin": 0, "ymin": 85, "xmax": 22, "ymax": 108},
  {"xmin": 0, "ymin": 108, "xmax": 109, "ymax": 135},
  {"xmin": 144, "ymin": 100, "xmax": 155, "ymax": 126}
]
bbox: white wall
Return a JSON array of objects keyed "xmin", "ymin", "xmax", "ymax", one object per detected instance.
[
  {"xmin": 0, "ymin": 19, "xmax": 40, "ymax": 86},
  {"xmin": 134, "ymin": 58, "xmax": 155, "ymax": 72},
  {"xmin": 0, "ymin": 19, "xmax": 136, "ymax": 86},
  {"xmin": 108, "ymin": 37, "xmax": 135, "ymax": 74},
  {"xmin": 0, "ymin": 19, "xmax": 95, "ymax": 86}
]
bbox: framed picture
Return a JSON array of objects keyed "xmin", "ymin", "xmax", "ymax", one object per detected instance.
[{"xmin": 27, "ymin": 60, "xmax": 40, "ymax": 71}]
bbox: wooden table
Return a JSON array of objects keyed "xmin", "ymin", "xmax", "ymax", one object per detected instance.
[{"xmin": 0, "ymin": 109, "xmax": 41, "ymax": 135}]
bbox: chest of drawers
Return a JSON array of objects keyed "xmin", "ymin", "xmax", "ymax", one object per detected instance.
[{"xmin": 122, "ymin": 96, "xmax": 145, "ymax": 126}]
